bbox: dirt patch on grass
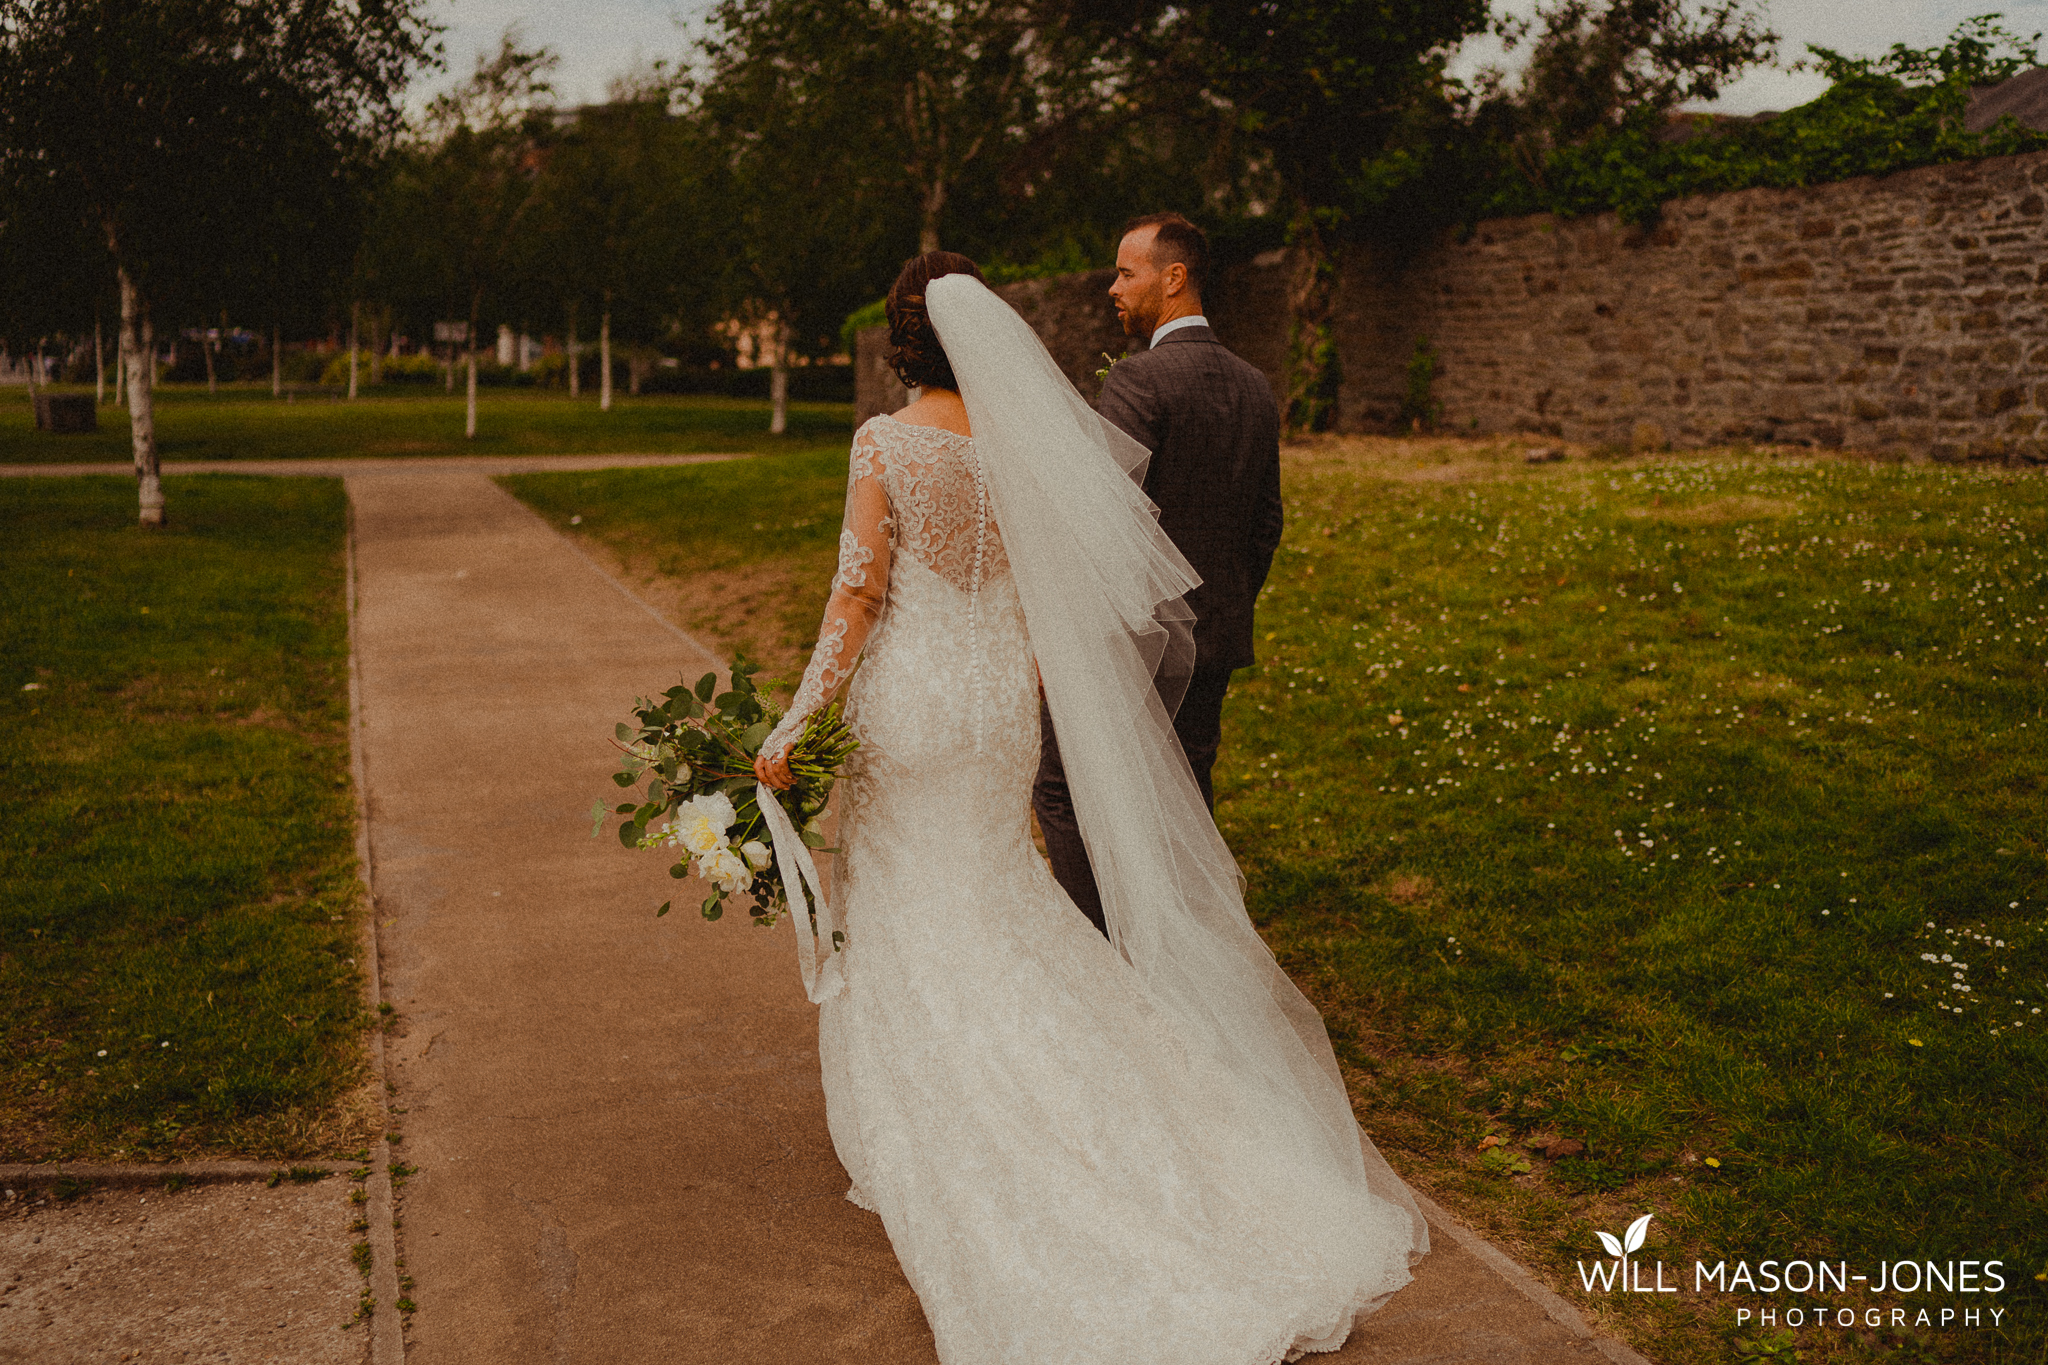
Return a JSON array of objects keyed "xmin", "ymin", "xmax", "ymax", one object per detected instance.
[
  {"xmin": 1385, "ymin": 873, "xmax": 1437, "ymax": 906},
  {"xmin": 1285, "ymin": 434, "xmax": 1565, "ymax": 484},
  {"xmin": 565, "ymin": 534, "xmax": 828, "ymax": 695}
]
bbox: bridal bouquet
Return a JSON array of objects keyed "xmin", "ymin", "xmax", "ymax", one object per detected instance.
[{"xmin": 592, "ymin": 655, "xmax": 856, "ymax": 932}]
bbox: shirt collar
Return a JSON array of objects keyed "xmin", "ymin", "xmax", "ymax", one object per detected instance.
[{"xmin": 1147, "ymin": 314, "xmax": 1209, "ymax": 347}]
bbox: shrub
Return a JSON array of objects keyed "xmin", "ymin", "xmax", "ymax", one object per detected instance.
[{"xmin": 1398, "ymin": 337, "xmax": 1441, "ymax": 431}]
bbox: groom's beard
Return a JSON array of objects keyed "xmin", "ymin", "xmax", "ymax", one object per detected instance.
[{"xmin": 1117, "ymin": 288, "xmax": 1162, "ymax": 342}]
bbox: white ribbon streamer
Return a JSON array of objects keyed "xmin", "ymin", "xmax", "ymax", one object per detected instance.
[{"xmin": 755, "ymin": 781, "xmax": 844, "ymax": 1003}]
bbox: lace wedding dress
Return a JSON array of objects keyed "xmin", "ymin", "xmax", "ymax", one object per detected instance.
[{"xmin": 760, "ymin": 412, "xmax": 1425, "ymax": 1365}]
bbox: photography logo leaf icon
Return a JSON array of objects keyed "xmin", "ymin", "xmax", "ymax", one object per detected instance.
[{"xmin": 1595, "ymin": 1213, "xmax": 1653, "ymax": 1258}]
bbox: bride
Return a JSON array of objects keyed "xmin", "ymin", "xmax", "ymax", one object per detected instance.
[{"xmin": 753, "ymin": 251, "xmax": 1428, "ymax": 1364}]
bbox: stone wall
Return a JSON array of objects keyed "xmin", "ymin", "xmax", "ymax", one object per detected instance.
[
  {"xmin": 1335, "ymin": 147, "xmax": 2048, "ymax": 460},
  {"xmin": 853, "ymin": 326, "xmax": 910, "ymax": 426},
  {"xmin": 859, "ymin": 148, "xmax": 2048, "ymax": 461}
]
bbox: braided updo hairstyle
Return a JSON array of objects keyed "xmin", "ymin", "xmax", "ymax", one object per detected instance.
[{"xmin": 886, "ymin": 250, "xmax": 987, "ymax": 392}]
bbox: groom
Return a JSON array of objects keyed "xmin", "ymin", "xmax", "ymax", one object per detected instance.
[{"xmin": 1033, "ymin": 211, "xmax": 1284, "ymax": 939}]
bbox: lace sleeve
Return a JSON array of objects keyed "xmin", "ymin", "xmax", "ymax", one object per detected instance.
[{"xmin": 762, "ymin": 427, "xmax": 893, "ymax": 761}]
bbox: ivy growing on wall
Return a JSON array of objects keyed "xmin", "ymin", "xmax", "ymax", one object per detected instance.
[{"xmin": 1472, "ymin": 16, "xmax": 2048, "ymax": 225}]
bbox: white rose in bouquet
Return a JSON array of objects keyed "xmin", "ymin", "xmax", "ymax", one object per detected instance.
[
  {"xmin": 675, "ymin": 791, "xmax": 737, "ymax": 856},
  {"xmin": 702, "ymin": 845, "xmax": 753, "ymax": 893},
  {"xmin": 741, "ymin": 840, "xmax": 772, "ymax": 872}
]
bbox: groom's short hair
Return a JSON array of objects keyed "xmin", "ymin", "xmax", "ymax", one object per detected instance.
[{"xmin": 1123, "ymin": 212, "xmax": 1208, "ymax": 298}]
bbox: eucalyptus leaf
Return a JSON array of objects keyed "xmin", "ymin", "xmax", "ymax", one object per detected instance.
[
  {"xmin": 589, "ymin": 798, "xmax": 608, "ymax": 838},
  {"xmin": 656, "ymin": 900, "xmax": 672, "ymax": 917},
  {"xmin": 701, "ymin": 893, "xmax": 724, "ymax": 921},
  {"xmin": 669, "ymin": 861, "xmax": 689, "ymax": 879},
  {"xmin": 617, "ymin": 820, "xmax": 641, "ymax": 850},
  {"xmin": 616, "ymin": 722, "xmax": 633, "ymax": 743},
  {"xmin": 694, "ymin": 673, "xmax": 717, "ymax": 703},
  {"xmin": 612, "ymin": 771, "xmax": 636, "ymax": 788}
]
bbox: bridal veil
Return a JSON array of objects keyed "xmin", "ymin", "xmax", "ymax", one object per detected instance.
[{"xmin": 924, "ymin": 273, "xmax": 1429, "ymax": 1282}]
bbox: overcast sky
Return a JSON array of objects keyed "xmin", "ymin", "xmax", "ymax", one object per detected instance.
[{"xmin": 419, "ymin": 0, "xmax": 2048, "ymax": 116}]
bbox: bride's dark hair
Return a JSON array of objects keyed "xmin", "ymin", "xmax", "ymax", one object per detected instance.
[{"xmin": 886, "ymin": 251, "xmax": 986, "ymax": 392}]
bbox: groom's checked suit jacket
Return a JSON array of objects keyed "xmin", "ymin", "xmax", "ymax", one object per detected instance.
[
  {"xmin": 1034, "ymin": 322, "xmax": 1282, "ymax": 938},
  {"xmin": 1096, "ymin": 325, "xmax": 1284, "ymax": 672}
]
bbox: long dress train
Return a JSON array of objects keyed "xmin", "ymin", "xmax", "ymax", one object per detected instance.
[{"xmin": 760, "ymin": 414, "xmax": 1423, "ymax": 1365}]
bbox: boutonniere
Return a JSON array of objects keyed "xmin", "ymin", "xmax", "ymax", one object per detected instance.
[{"xmin": 1093, "ymin": 351, "xmax": 1120, "ymax": 381}]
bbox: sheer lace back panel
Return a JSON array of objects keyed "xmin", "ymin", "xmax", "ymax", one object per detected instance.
[
  {"xmin": 763, "ymin": 413, "xmax": 1012, "ymax": 764},
  {"xmin": 856, "ymin": 415, "xmax": 1009, "ymax": 589}
]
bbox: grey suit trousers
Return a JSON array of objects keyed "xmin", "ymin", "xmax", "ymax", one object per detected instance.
[{"xmin": 1032, "ymin": 663, "xmax": 1236, "ymax": 939}]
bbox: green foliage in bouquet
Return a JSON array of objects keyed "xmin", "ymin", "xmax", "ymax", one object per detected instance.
[{"xmin": 591, "ymin": 655, "xmax": 856, "ymax": 930}]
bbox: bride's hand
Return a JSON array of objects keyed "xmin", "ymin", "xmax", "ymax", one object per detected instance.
[{"xmin": 754, "ymin": 746, "xmax": 795, "ymax": 791}]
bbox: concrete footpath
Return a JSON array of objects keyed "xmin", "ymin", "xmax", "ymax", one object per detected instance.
[{"xmin": 349, "ymin": 471, "xmax": 937, "ymax": 1363}]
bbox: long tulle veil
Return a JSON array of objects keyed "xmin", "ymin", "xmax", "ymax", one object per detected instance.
[{"xmin": 925, "ymin": 274, "xmax": 1429, "ymax": 1277}]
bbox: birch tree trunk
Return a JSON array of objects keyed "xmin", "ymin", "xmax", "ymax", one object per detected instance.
[
  {"xmin": 369, "ymin": 308, "xmax": 385, "ymax": 385},
  {"xmin": 120, "ymin": 267, "xmax": 164, "ymax": 527},
  {"xmin": 465, "ymin": 294, "xmax": 480, "ymax": 438},
  {"xmin": 919, "ymin": 182, "xmax": 944, "ymax": 255},
  {"xmin": 567, "ymin": 310, "xmax": 580, "ymax": 397},
  {"xmin": 95, "ymin": 313, "xmax": 105, "ymax": 404},
  {"xmin": 348, "ymin": 302, "xmax": 359, "ymax": 400},
  {"xmin": 599, "ymin": 308, "xmax": 612, "ymax": 412},
  {"xmin": 202, "ymin": 322, "xmax": 217, "ymax": 393},
  {"xmin": 769, "ymin": 319, "xmax": 790, "ymax": 435}
]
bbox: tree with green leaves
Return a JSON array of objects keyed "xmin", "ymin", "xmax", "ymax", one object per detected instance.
[
  {"xmin": 529, "ymin": 76, "xmax": 717, "ymax": 411},
  {"xmin": 694, "ymin": 7, "xmax": 913, "ymax": 432},
  {"xmin": 1471, "ymin": 0, "xmax": 1777, "ymax": 196},
  {"xmin": 700, "ymin": 0, "xmax": 1122, "ymax": 258},
  {"xmin": 396, "ymin": 33, "xmax": 557, "ymax": 438},
  {"xmin": 1058, "ymin": 0, "xmax": 1493, "ymax": 430},
  {"xmin": 0, "ymin": 0, "xmax": 438, "ymax": 524}
]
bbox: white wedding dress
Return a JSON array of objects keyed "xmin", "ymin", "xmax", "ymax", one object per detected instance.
[{"xmin": 759, "ymin": 389, "xmax": 1427, "ymax": 1363}]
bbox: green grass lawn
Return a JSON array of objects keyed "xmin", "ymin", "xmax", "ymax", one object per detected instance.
[
  {"xmin": 1, "ymin": 475, "xmax": 371, "ymax": 1161},
  {"xmin": 0, "ymin": 385, "xmax": 853, "ymax": 465},
  {"xmin": 1227, "ymin": 438, "xmax": 2047, "ymax": 1365},
  {"xmin": 509, "ymin": 435, "xmax": 2048, "ymax": 1365}
]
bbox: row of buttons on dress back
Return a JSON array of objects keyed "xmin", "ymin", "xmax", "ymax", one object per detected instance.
[{"xmin": 967, "ymin": 447, "xmax": 989, "ymax": 756}]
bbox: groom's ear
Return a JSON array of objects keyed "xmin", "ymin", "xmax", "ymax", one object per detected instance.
[{"xmin": 1162, "ymin": 260, "xmax": 1189, "ymax": 297}]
